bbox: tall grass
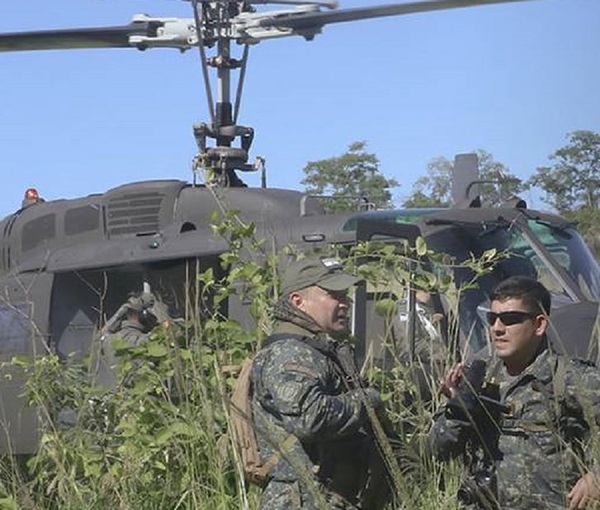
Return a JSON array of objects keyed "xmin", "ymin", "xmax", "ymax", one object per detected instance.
[
  {"xmin": 5, "ymin": 221, "xmax": 593, "ymax": 509},
  {"xmin": 2, "ymin": 322, "xmax": 466, "ymax": 509},
  {"xmin": 4, "ymin": 321, "xmax": 258, "ymax": 509}
]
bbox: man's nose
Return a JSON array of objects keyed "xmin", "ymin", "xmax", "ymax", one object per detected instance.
[{"xmin": 490, "ymin": 317, "xmax": 505, "ymax": 331}]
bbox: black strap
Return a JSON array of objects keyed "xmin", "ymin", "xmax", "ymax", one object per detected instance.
[{"xmin": 263, "ymin": 332, "xmax": 306, "ymax": 348}]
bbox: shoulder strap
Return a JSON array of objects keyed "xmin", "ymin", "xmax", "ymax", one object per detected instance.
[
  {"xmin": 263, "ymin": 332, "xmax": 307, "ymax": 348},
  {"xmin": 552, "ymin": 355, "xmax": 567, "ymax": 402}
]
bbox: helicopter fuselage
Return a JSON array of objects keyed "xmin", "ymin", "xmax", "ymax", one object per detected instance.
[{"xmin": 1, "ymin": 180, "xmax": 599, "ymax": 454}]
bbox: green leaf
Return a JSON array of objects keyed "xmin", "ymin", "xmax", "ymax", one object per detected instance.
[
  {"xmin": 415, "ymin": 237, "xmax": 428, "ymax": 257},
  {"xmin": 146, "ymin": 343, "xmax": 168, "ymax": 358},
  {"xmin": 374, "ymin": 298, "xmax": 397, "ymax": 317}
]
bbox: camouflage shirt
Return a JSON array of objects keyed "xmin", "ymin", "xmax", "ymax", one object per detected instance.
[
  {"xmin": 110, "ymin": 320, "xmax": 151, "ymax": 347},
  {"xmin": 96, "ymin": 320, "xmax": 151, "ymax": 387},
  {"xmin": 429, "ymin": 346, "xmax": 600, "ymax": 509},
  {"xmin": 251, "ymin": 319, "xmax": 382, "ymax": 508}
]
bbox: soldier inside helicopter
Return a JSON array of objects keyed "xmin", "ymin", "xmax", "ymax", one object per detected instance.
[{"xmin": 93, "ymin": 291, "xmax": 173, "ymax": 387}]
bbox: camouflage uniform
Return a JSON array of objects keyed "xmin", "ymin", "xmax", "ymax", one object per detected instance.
[
  {"xmin": 106, "ymin": 319, "xmax": 151, "ymax": 347},
  {"xmin": 251, "ymin": 300, "xmax": 385, "ymax": 509},
  {"xmin": 429, "ymin": 343, "xmax": 600, "ymax": 509},
  {"xmin": 95, "ymin": 294, "xmax": 162, "ymax": 387}
]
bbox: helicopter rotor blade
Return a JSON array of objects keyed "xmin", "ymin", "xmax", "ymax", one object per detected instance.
[
  {"xmin": 0, "ymin": 20, "xmax": 157, "ymax": 53},
  {"xmin": 249, "ymin": 0, "xmax": 338, "ymax": 6},
  {"xmin": 0, "ymin": 0, "xmax": 542, "ymax": 53},
  {"xmin": 257, "ymin": 0, "xmax": 539, "ymax": 31}
]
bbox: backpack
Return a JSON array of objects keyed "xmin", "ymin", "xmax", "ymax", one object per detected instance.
[
  {"xmin": 229, "ymin": 334, "xmax": 307, "ymax": 487},
  {"xmin": 229, "ymin": 357, "xmax": 271, "ymax": 487}
]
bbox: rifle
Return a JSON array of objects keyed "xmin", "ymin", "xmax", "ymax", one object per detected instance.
[{"xmin": 333, "ymin": 341, "xmax": 408, "ymax": 509}]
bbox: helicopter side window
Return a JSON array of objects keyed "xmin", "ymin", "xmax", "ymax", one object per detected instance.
[
  {"xmin": 354, "ymin": 237, "xmax": 451, "ymax": 375},
  {"xmin": 21, "ymin": 214, "xmax": 56, "ymax": 252},
  {"xmin": 0, "ymin": 303, "xmax": 32, "ymax": 356},
  {"xmin": 525, "ymin": 253, "xmax": 566, "ymax": 295},
  {"xmin": 64, "ymin": 205, "xmax": 100, "ymax": 236},
  {"xmin": 425, "ymin": 226, "xmax": 493, "ymax": 354}
]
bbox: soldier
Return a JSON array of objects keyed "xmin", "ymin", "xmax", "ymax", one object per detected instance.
[
  {"xmin": 104, "ymin": 293, "xmax": 162, "ymax": 346},
  {"xmin": 428, "ymin": 276, "xmax": 600, "ymax": 509},
  {"xmin": 96, "ymin": 292, "xmax": 169, "ymax": 386},
  {"xmin": 250, "ymin": 255, "xmax": 390, "ymax": 509}
]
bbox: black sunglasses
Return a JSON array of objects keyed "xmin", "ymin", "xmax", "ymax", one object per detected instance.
[{"xmin": 485, "ymin": 310, "xmax": 538, "ymax": 326}]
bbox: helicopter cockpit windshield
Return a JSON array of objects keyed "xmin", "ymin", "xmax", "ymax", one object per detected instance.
[
  {"xmin": 424, "ymin": 214, "xmax": 600, "ymax": 353},
  {"xmin": 524, "ymin": 219, "xmax": 600, "ymax": 301}
]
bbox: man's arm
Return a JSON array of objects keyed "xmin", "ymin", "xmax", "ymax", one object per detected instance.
[{"xmin": 427, "ymin": 362, "xmax": 472, "ymax": 461}]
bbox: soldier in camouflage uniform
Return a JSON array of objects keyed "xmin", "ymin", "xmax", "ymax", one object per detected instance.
[
  {"xmin": 429, "ymin": 276, "xmax": 600, "ymax": 509},
  {"xmin": 96, "ymin": 292, "xmax": 169, "ymax": 387},
  {"xmin": 251, "ymin": 255, "xmax": 390, "ymax": 509}
]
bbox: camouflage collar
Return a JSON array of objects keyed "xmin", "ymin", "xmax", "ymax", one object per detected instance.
[
  {"xmin": 515, "ymin": 347, "xmax": 555, "ymax": 384},
  {"xmin": 272, "ymin": 297, "xmax": 322, "ymax": 334},
  {"xmin": 272, "ymin": 321, "xmax": 316, "ymax": 339},
  {"xmin": 489, "ymin": 343, "xmax": 556, "ymax": 386},
  {"xmin": 271, "ymin": 322, "xmax": 338, "ymax": 356}
]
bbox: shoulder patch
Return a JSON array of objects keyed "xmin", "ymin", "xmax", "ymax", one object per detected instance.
[{"xmin": 281, "ymin": 362, "xmax": 320, "ymax": 379}]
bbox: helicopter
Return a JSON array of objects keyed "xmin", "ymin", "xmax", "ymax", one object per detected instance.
[{"xmin": 0, "ymin": 0, "xmax": 599, "ymax": 457}]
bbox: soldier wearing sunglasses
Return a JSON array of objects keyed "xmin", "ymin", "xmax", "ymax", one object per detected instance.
[{"xmin": 428, "ymin": 276, "xmax": 600, "ymax": 509}]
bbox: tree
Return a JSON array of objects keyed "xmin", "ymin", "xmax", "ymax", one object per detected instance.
[
  {"xmin": 402, "ymin": 156, "xmax": 453, "ymax": 208},
  {"xmin": 301, "ymin": 141, "xmax": 399, "ymax": 213},
  {"xmin": 403, "ymin": 150, "xmax": 523, "ymax": 208},
  {"xmin": 527, "ymin": 130, "xmax": 600, "ymax": 244},
  {"xmin": 527, "ymin": 130, "xmax": 600, "ymax": 213}
]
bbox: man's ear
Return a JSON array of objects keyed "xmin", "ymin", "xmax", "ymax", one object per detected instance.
[
  {"xmin": 534, "ymin": 313, "xmax": 549, "ymax": 337},
  {"xmin": 289, "ymin": 291, "xmax": 303, "ymax": 308}
]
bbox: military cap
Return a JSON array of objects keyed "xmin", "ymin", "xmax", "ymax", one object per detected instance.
[
  {"xmin": 281, "ymin": 255, "xmax": 361, "ymax": 296},
  {"xmin": 125, "ymin": 292, "xmax": 155, "ymax": 313}
]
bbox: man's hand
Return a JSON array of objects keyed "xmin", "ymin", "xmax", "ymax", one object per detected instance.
[
  {"xmin": 568, "ymin": 472, "xmax": 600, "ymax": 509},
  {"xmin": 439, "ymin": 362, "xmax": 466, "ymax": 399}
]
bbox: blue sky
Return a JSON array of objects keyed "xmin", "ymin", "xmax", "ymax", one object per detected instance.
[{"xmin": 0, "ymin": 0, "xmax": 598, "ymax": 218}]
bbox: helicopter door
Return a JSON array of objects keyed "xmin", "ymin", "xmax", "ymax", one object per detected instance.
[
  {"xmin": 49, "ymin": 270, "xmax": 123, "ymax": 362},
  {"xmin": 0, "ymin": 271, "xmax": 53, "ymax": 454},
  {"xmin": 353, "ymin": 219, "xmax": 424, "ymax": 370}
]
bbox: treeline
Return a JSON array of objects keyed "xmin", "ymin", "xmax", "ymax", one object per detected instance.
[{"xmin": 302, "ymin": 130, "xmax": 600, "ymax": 243}]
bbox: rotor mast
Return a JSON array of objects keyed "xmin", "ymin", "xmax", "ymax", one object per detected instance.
[
  {"xmin": 190, "ymin": 1, "xmax": 254, "ymax": 187},
  {"xmin": 190, "ymin": 0, "xmax": 336, "ymax": 187}
]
